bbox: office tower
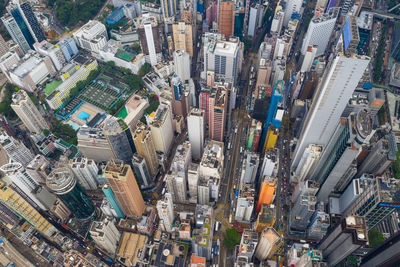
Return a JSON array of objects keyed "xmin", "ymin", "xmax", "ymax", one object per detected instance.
[
  {"xmin": 289, "ymin": 180, "xmax": 319, "ymax": 231},
  {"xmin": 307, "ymin": 202, "xmax": 330, "ymax": 240},
  {"xmin": 0, "ymin": 130, "xmax": 34, "ymax": 166},
  {"xmin": 361, "ymin": 232, "xmax": 400, "ymax": 267},
  {"xmin": 208, "ymin": 85, "xmax": 228, "ymax": 142},
  {"xmin": 90, "ymin": 218, "xmax": 121, "ymax": 255},
  {"xmin": 0, "ymin": 181, "xmax": 57, "ymax": 238},
  {"xmin": 301, "ymin": 8, "xmax": 339, "ymax": 57},
  {"xmin": 255, "ymin": 204, "xmax": 275, "ymax": 232},
  {"xmin": 77, "ymin": 127, "xmax": 115, "ymax": 162},
  {"xmin": 199, "ymin": 87, "xmax": 210, "ymax": 124},
  {"xmin": 242, "ymin": 152, "xmax": 259, "ymax": 184},
  {"xmin": 188, "ymin": 163, "xmax": 199, "ymax": 200},
  {"xmin": 1, "ymin": 14, "xmax": 30, "ymax": 52},
  {"xmin": 301, "ymin": 45, "xmax": 318, "ymax": 72},
  {"xmin": 283, "ymin": 0, "xmax": 302, "ymax": 26},
  {"xmin": 147, "ymin": 104, "xmax": 174, "ymax": 155},
  {"xmin": 344, "ymin": 176, "xmax": 400, "ymax": 229},
  {"xmin": 103, "ymin": 117, "xmax": 136, "ymax": 163},
  {"xmin": 247, "ymin": 3, "xmax": 262, "ymax": 37},
  {"xmin": 292, "ymin": 144, "xmax": 322, "ymax": 184},
  {"xmin": 156, "ymin": 193, "xmax": 174, "ymax": 232},
  {"xmin": 26, "ymin": 154, "xmax": 49, "ymax": 185},
  {"xmin": 173, "ymin": 50, "xmax": 191, "ymax": 81},
  {"xmin": 171, "ymin": 74, "xmax": 188, "ymax": 118},
  {"xmin": 187, "ymin": 109, "xmax": 205, "ymax": 160},
  {"xmin": 69, "ymin": 158, "xmax": 98, "ymax": 190},
  {"xmin": 33, "ymin": 40, "xmax": 66, "ymax": 71},
  {"xmin": 237, "ymin": 230, "xmax": 258, "ymax": 264},
  {"xmin": 260, "ymin": 81, "xmax": 284, "ymax": 152},
  {"xmin": 132, "ymin": 154, "xmax": 152, "ymax": 188},
  {"xmin": 218, "ymin": 1, "xmax": 234, "ymax": 39},
  {"xmin": 270, "ymin": 10, "xmax": 284, "ymax": 36},
  {"xmin": 50, "ymin": 199, "xmax": 71, "ymax": 223},
  {"xmin": 132, "ymin": 122, "xmax": 159, "ymax": 177},
  {"xmin": 0, "ymin": 34, "xmax": 8, "ymax": 57},
  {"xmin": 310, "ymin": 110, "xmax": 374, "ymax": 201},
  {"xmin": 256, "ymin": 176, "xmax": 277, "ymax": 213},
  {"xmin": 160, "ymin": 0, "xmax": 176, "ymax": 18},
  {"xmin": 104, "ymin": 161, "xmax": 145, "ymax": 217},
  {"xmin": 204, "ymin": 36, "xmax": 242, "ymax": 85},
  {"xmin": 319, "ymin": 216, "xmax": 367, "ymax": 266},
  {"xmin": 137, "ymin": 14, "xmax": 161, "ymax": 66},
  {"xmin": 11, "ymin": 90, "xmax": 48, "ymax": 134},
  {"xmin": 291, "ymin": 52, "xmax": 370, "ymax": 172},
  {"xmin": 56, "ymin": 37, "xmax": 79, "ymax": 62},
  {"xmin": 73, "ymin": 20, "xmax": 108, "ymax": 54},
  {"xmin": 235, "ymin": 184, "xmax": 255, "ymax": 222},
  {"xmin": 192, "ymin": 205, "xmax": 214, "ymax": 260},
  {"xmin": 47, "ymin": 167, "xmax": 95, "ymax": 219},
  {"xmin": 255, "ymin": 227, "xmax": 282, "ymax": 261},
  {"xmin": 356, "ymin": 135, "xmax": 397, "ymax": 177},
  {"xmin": 13, "ymin": 1, "xmax": 46, "ymax": 42},
  {"xmin": 102, "ymin": 184, "xmax": 125, "ymax": 218},
  {"xmin": 172, "ymin": 22, "xmax": 193, "ymax": 57}
]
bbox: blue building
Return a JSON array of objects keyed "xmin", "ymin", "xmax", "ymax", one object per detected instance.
[
  {"xmin": 102, "ymin": 184, "xmax": 125, "ymax": 218},
  {"xmin": 107, "ymin": 6, "xmax": 125, "ymax": 24},
  {"xmin": 57, "ymin": 37, "xmax": 79, "ymax": 62}
]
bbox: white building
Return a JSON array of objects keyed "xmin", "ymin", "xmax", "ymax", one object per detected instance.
[
  {"xmin": 69, "ymin": 158, "xmax": 99, "ymax": 190},
  {"xmin": 300, "ymin": 45, "xmax": 318, "ymax": 72},
  {"xmin": 188, "ymin": 163, "xmax": 199, "ymax": 201},
  {"xmin": 11, "ymin": 90, "xmax": 48, "ymax": 134},
  {"xmin": 124, "ymin": 94, "xmax": 149, "ymax": 131},
  {"xmin": 248, "ymin": 3, "xmax": 263, "ymax": 37},
  {"xmin": 73, "ymin": 20, "xmax": 108, "ymax": 54},
  {"xmin": 283, "ymin": 0, "xmax": 302, "ymax": 26},
  {"xmin": 137, "ymin": 14, "xmax": 162, "ymax": 66},
  {"xmin": 187, "ymin": 108, "xmax": 205, "ymax": 160},
  {"xmin": 270, "ymin": 10, "xmax": 284, "ymax": 36},
  {"xmin": 147, "ymin": 103, "xmax": 174, "ymax": 154},
  {"xmin": 242, "ymin": 152, "xmax": 259, "ymax": 184},
  {"xmin": 173, "ymin": 50, "xmax": 191, "ymax": 81},
  {"xmin": 292, "ymin": 144, "xmax": 322, "ymax": 183},
  {"xmin": 166, "ymin": 171, "xmax": 187, "ymax": 204},
  {"xmin": 170, "ymin": 142, "xmax": 192, "ymax": 173},
  {"xmin": 235, "ymin": 194, "xmax": 255, "ymax": 223},
  {"xmin": 156, "ymin": 193, "xmax": 174, "ymax": 232},
  {"xmin": 34, "ymin": 40, "xmax": 66, "ymax": 71},
  {"xmin": 199, "ymin": 141, "xmax": 224, "ymax": 179},
  {"xmin": 255, "ymin": 227, "xmax": 282, "ymax": 261},
  {"xmin": 0, "ymin": 130, "xmax": 34, "ymax": 166},
  {"xmin": 291, "ymin": 53, "xmax": 370, "ymax": 172},
  {"xmin": 90, "ymin": 218, "xmax": 121, "ymax": 255},
  {"xmin": 301, "ymin": 8, "xmax": 339, "ymax": 57}
]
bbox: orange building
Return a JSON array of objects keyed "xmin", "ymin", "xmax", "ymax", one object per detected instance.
[
  {"xmin": 218, "ymin": 1, "xmax": 235, "ymax": 39},
  {"xmin": 189, "ymin": 253, "xmax": 206, "ymax": 267},
  {"xmin": 256, "ymin": 176, "xmax": 277, "ymax": 213}
]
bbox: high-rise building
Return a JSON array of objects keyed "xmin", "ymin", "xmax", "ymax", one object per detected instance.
[
  {"xmin": 147, "ymin": 103, "xmax": 174, "ymax": 155},
  {"xmin": 301, "ymin": 8, "xmax": 339, "ymax": 57},
  {"xmin": 292, "ymin": 144, "xmax": 322, "ymax": 184},
  {"xmin": 173, "ymin": 50, "xmax": 191, "ymax": 81},
  {"xmin": 255, "ymin": 227, "xmax": 282, "ymax": 261},
  {"xmin": 172, "ymin": 22, "xmax": 193, "ymax": 57},
  {"xmin": 69, "ymin": 158, "xmax": 98, "ymax": 190},
  {"xmin": 73, "ymin": 20, "xmax": 108, "ymax": 54},
  {"xmin": 102, "ymin": 184, "xmax": 125, "ymax": 218},
  {"xmin": 188, "ymin": 163, "xmax": 199, "ymax": 201},
  {"xmin": 199, "ymin": 140, "xmax": 224, "ymax": 178},
  {"xmin": 307, "ymin": 202, "xmax": 330, "ymax": 240},
  {"xmin": 192, "ymin": 205, "xmax": 214, "ymax": 260},
  {"xmin": 166, "ymin": 171, "xmax": 187, "ymax": 204},
  {"xmin": 0, "ymin": 34, "xmax": 8, "ymax": 57},
  {"xmin": 132, "ymin": 122, "xmax": 159, "ymax": 177},
  {"xmin": 103, "ymin": 117, "xmax": 136, "ymax": 163},
  {"xmin": 77, "ymin": 127, "xmax": 115, "ymax": 163},
  {"xmin": 255, "ymin": 204, "xmax": 275, "ymax": 232},
  {"xmin": 160, "ymin": 0, "xmax": 176, "ymax": 18},
  {"xmin": 11, "ymin": 90, "xmax": 48, "ymax": 134},
  {"xmin": 33, "ymin": 40, "xmax": 66, "ymax": 71},
  {"xmin": 237, "ymin": 230, "xmax": 258, "ymax": 264},
  {"xmin": 208, "ymin": 84, "xmax": 228, "ymax": 142},
  {"xmin": 104, "ymin": 161, "xmax": 146, "ymax": 217},
  {"xmin": 283, "ymin": 0, "xmax": 302, "ymax": 26},
  {"xmin": 14, "ymin": 1, "xmax": 46, "ymax": 43},
  {"xmin": 0, "ymin": 181, "xmax": 57, "ymax": 238},
  {"xmin": 156, "ymin": 193, "xmax": 174, "ymax": 232},
  {"xmin": 242, "ymin": 152, "xmax": 259, "ymax": 184},
  {"xmin": 301, "ymin": 45, "xmax": 318, "ymax": 72},
  {"xmin": 235, "ymin": 184, "xmax": 255, "ymax": 222},
  {"xmin": 26, "ymin": 154, "xmax": 49, "ymax": 185},
  {"xmin": 90, "ymin": 218, "xmax": 121, "ymax": 255},
  {"xmin": 171, "ymin": 74, "xmax": 188, "ymax": 118},
  {"xmin": 218, "ymin": 1, "xmax": 235, "ymax": 39},
  {"xmin": 56, "ymin": 37, "xmax": 79, "ymax": 62},
  {"xmin": 318, "ymin": 216, "xmax": 368, "ymax": 266},
  {"xmin": 1, "ymin": 14, "xmax": 30, "ymax": 52},
  {"xmin": 187, "ymin": 108, "xmax": 205, "ymax": 160},
  {"xmin": 47, "ymin": 167, "xmax": 95, "ymax": 219},
  {"xmin": 270, "ymin": 10, "xmax": 284, "ymax": 36},
  {"xmin": 0, "ymin": 130, "xmax": 34, "ymax": 166},
  {"xmin": 247, "ymin": 3, "xmax": 262, "ymax": 37},
  {"xmin": 256, "ymin": 176, "xmax": 277, "ymax": 213},
  {"xmin": 132, "ymin": 154, "xmax": 152, "ymax": 188},
  {"xmin": 137, "ymin": 14, "xmax": 162, "ymax": 66},
  {"xmin": 199, "ymin": 87, "xmax": 211, "ymax": 124},
  {"xmin": 361, "ymin": 232, "xmax": 400, "ymax": 267},
  {"xmin": 291, "ymin": 52, "xmax": 370, "ymax": 172}
]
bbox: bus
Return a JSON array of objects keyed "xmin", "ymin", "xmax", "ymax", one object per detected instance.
[
  {"xmin": 215, "ymin": 221, "xmax": 220, "ymax": 232},
  {"xmin": 214, "ymin": 243, "xmax": 218, "ymax": 255}
]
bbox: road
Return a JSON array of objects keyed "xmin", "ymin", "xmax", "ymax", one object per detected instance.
[{"xmin": 0, "ymin": 237, "xmax": 35, "ymax": 267}]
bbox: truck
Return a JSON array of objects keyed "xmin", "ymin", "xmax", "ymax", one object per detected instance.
[{"xmin": 214, "ymin": 243, "xmax": 218, "ymax": 255}]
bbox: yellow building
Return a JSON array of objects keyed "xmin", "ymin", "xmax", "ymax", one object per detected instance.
[
  {"xmin": 172, "ymin": 22, "xmax": 193, "ymax": 57},
  {"xmin": 263, "ymin": 126, "xmax": 278, "ymax": 152},
  {"xmin": 255, "ymin": 204, "xmax": 276, "ymax": 232},
  {"xmin": 0, "ymin": 182, "xmax": 57, "ymax": 237},
  {"xmin": 117, "ymin": 232, "xmax": 147, "ymax": 266}
]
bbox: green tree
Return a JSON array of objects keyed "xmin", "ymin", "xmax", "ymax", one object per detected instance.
[
  {"xmin": 368, "ymin": 228, "xmax": 385, "ymax": 248},
  {"xmin": 224, "ymin": 228, "xmax": 241, "ymax": 250},
  {"xmin": 138, "ymin": 63, "xmax": 151, "ymax": 77},
  {"xmin": 126, "ymin": 74, "xmax": 144, "ymax": 91}
]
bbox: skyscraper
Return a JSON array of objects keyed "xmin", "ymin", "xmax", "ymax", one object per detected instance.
[
  {"xmin": 283, "ymin": 0, "xmax": 302, "ymax": 26},
  {"xmin": 132, "ymin": 153, "xmax": 152, "ymax": 188},
  {"xmin": 160, "ymin": 0, "xmax": 176, "ymax": 18},
  {"xmin": 172, "ymin": 22, "xmax": 193, "ymax": 57},
  {"xmin": 103, "ymin": 117, "xmax": 136, "ymax": 163},
  {"xmin": 173, "ymin": 49, "xmax": 191, "ymax": 81},
  {"xmin": 11, "ymin": 90, "xmax": 48, "ymax": 134},
  {"xmin": 171, "ymin": 74, "xmax": 188, "ymax": 118},
  {"xmin": 1, "ymin": 14, "xmax": 30, "ymax": 52},
  {"xmin": 104, "ymin": 161, "xmax": 146, "ymax": 217},
  {"xmin": 89, "ymin": 218, "xmax": 121, "ymax": 255},
  {"xmin": 132, "ymin": 122, "xmax": 159, "ymax": 177},
  {"xmin": 0, "ymin": 130, "xmax": 34, "ymax": 166},
  {"xmin": 47, "ymin": 166, "xmax": 95, "ymax": 219},
  {"xmin": 56, "ymin": 37, "xmax": 79, "ymax": 62},
  {"xmin": 156, "ymin": 193, "xmax": 174, "ymax": 232},
  {"xmin": 69, "ymin": 158, "xmax": 99, "ymax": 190},
  {"xmin": 208, "ymin": 84, "xmax": 228, "ymax": 142},
  {"xmin": 102, "ymin": 184, "xmax": 125, "ymax": 218},
  {"xmin": 291, "ymin": 52, "xmax": 370, "ymax": 173},
  {"xmin": 254, "ymin": 227, "xmax": 282, "ymax": 261},
  {"xmin": 218, "ymin": 1, "xmax": 235, "ymax": 39},
  {"xmin": 187, "ymin": 108, "xmax": 205, "ymax": 160},
  {"xmin": 147, "ymin": 103, "xmax": 174, "ymax": 154},
  {"xmin": 15, "ymin": 1, "xmax": 46, "ymax": 42},
  {"xmin": 137, "ymin": 14, "xmax": 162, "ymax": 66}
]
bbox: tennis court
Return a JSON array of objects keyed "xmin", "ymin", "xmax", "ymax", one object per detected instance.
[{"xmin": 78, "ymin": 82, "xmax": 120, "ymax": 110}]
